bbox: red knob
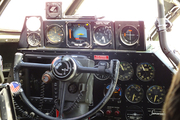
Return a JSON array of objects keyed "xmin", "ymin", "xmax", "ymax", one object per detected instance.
[
  {"xmin": 114, "ymin": 110, "xmax": 120, "ymax": 116},
  {"xmin": 106, "ymin": 110, "xmax": 112, "ymax": 115}
]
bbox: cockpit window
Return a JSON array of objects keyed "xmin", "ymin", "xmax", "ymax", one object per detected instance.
[
  {"xmin": 0, "ymin": 0, "xmax": 73, "ymax": 31},
  {"xmin": 76, "ymin": 0, "xmax": 158, "ymax": 32}
]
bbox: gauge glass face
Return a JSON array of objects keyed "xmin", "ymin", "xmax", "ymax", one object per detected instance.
[
  {"xmin": 120, "ymin": 26, "xmax": 139, "ymax": 46},
  {"xmin": 126, "ymin": 106, "xmax": 144, "ymax": 120},
  {"xmin": 146, "ymin": 85, "xmax": 165, "ymax": 104},
  {"xmin": 104, "ymin": 85, "xmax": 122, "ymax": 99},
  {"xmin": 27, "ymin": 32, "xmax": 41, "ymax": 46},
  {"xmin": 94, "ymin": 73, "xmax": 110, "ymax": 80},
  {"xmin": 94, "ymin": 63, "xmax": 110, "ymax": 80},
  {"xmin": 119, "ymin": 61, "xmax": 134, "ymax": 81},
  {"xmin": 136, "ymin": 63, "xmax": 155, "ymax": 81},
  {"xmin": 67, "ymin": 23, "xmax": 90, "ymax": 47},
  {"xmin": 46, "ymin": 25, "xmax": 64, "ymax": 44},
  {"xmin": 125, "ymin": 84, "xmax": 144, "ymax": 103},
  {"xmin": 93, "ymin": 26, "xmax": 112, "ymax": 46}
]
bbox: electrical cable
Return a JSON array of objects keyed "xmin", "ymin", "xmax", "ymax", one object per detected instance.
[{"xmin": 38, "ymin": 82, "xmax": 45, "ymax": 111}]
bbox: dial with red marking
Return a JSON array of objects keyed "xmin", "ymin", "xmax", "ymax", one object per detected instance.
[
  {"xmin": 120, "ymin": 26, "xmax": 139, "ymax": 46},
  {"xmin": 104, "ymin": 85, "xmax": 122, "ymax": 99}
]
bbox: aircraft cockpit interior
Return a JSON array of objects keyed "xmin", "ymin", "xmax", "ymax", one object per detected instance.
[{"xmin": 0, "ymin": 0, "xmax": 180, "ymax": 120}]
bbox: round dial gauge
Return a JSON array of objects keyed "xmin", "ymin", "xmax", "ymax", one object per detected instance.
[
  {"xmin": 136, "ymin": 63, "xmax": 155, "ymax": 82},
  {"xmin": 67, "ymin": 23, "xmax": 90, "ymax": 48},
  {"xmin": 46, "ymin": 25, "xmax": 64, "ymax": 44},
  {"xmin": 146, "ymin": 85, "xmax": 165, "ymax": 104},
  {"xmin": 119, "ymin": 61, "xmax": 134, "ymax": 81},
  {"xmin": 104, "ymin": 85, "xmax": 122, "ymax": 99},
  {"xmin": 93, "ymin": 26, "xmax": 113, "ymax": 46},
  {"xmin": 120, "ymin": 26, "xmax": 139, "ymax": 46},
  {"xmin": 27, "ymin": 32, "xmax": 41, "ymax": 46},
  {"xmin": 125, "ymin": 84, "xmax": 144, "ymax": 103},
  {"xmin": 94, "ymin": 63, "xmax": 110, "ymax": 80}
]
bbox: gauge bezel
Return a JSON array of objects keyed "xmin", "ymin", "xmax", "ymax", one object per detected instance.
[
  {"xmin": 94, "ymin": 73, "xmax": 110, "ymax": 80},
  {"xmin": 45, "ymin": 24, "xmax": 65, "ymax": 44},
  {"xmin": 66, "ymin": 22, "xmax": 91, "ymax": 48},
  {"xmin": 93, "ymin": 25, "xmax": 113, "ymax": 46},
  {"xmin": 136, "ymin": 62, "xmax": 155, "ymax": 82},
  {"xmin": 27, "ymin": 32, "xmax": 41, "ymax": 47},
  {"xmin": 94, "ymin": 64, "xmax": 110, "ymax": 80},
  {"xmin": 125, "ymin": 84, "xmax": 144, "ymax": 103},
  {"xmin": 120, "ymin": 25, "xmax": 140, "ymax": 46},
  {"xmin": 103, "ymin": 84, "xmax": 122, "ymax": 99},
  {"xmin": 119, "ymin": 61, "xmax": 134, "ymax": 81},
  {"xmin": 146, "ymin": 85, "xmax": 165, "ymax": 104}
]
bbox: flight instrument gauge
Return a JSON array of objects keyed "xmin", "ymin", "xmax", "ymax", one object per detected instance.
[
  {"xmin": 146, "ymin": 85, "xmax": 165, "ymax": 104},
  {"xmin": 104, "ymin": 85, "xmax": 122, "ymax": 99},
  {"xmin": 119, "ymin": 61, "xmax": 134, "ymax": 81},
  {"xmin": 67, "ymin": 23, "xmax": 91, "ymax": 48},
  {"xmin": 93, "ymin": 26, "xmax": 113, "ymax": 46},
  {"xmin": 136, "ymin": 63, "xmax": 155, "ymax": 82},
  {"xmin": 46, "ymin": 24, "xmax": 64, "ymax": 44},
  {"xmin": 125, "ymin": 84, "xmax": 144, "ymax": 103},
  {"xmin": 120, "ymin": 26, "xmax": 139, "ymax": 46},
  {"xmin": 94, "ymin": 63, "xmax": 110, "ymax": 80},
  {"xmin": 27, "ymin": 32, "xmax": 41, "ymax": 46}
]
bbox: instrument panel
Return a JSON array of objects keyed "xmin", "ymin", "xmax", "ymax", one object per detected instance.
[
  {"xmin": 17, "ymin": 17, "xmax": 174, "ymax": 120},
  {"xmin": 18, "ymin": 50, "xmax": 173, "ymax": 120},
  {"xmin": 19, "ymin": 17, "xmax": 145, "ymax": 50}
]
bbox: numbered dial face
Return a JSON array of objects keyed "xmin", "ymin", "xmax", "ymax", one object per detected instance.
[
  {"xmin": 94, "ymin": 64, "xmax": 110, "ymax": 80},
  {"xmin": 93, "ymin": 26, "xmax": 113, "ymax": 46},
  {"xmin": 146, "ymin": 85, "xmax": 165, "ymax": 104},
  {"xmin": 125, "ymin": 84, "xmax": 144, "ymax": 103},
  {"xmin": 136, "ymin": 63, "xmax": 155, "ymax": 81},
  {"xmin": 27, "ymin": 32, "xmax": 41, "ymax": 46},
  {"xmin": 119, "ymin": 61, "xmax": 134, "ymax": 81},
  {"xmin": 120, "ymin": 26, "xmax": 139, "ymax": 46},
  {"xmin": 46, "ymin": 25, "xmax": 64, "ymax": 44},
  {"xmin": 104, "ymin": 85, "xmax": 122, "ymax": 99}
]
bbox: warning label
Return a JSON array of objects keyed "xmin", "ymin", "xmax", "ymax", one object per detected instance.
[{"xmin": 94, "ymin": 55, "xmax": 109, "ymax": 60}]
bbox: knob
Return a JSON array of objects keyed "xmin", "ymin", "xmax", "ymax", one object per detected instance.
[
  {"xmin": 105, "ymin": 110, "xmax": 112, "ymax": 115},
  {"xmin": 114, "ymin": 110, "xmax": 120, "ymax": 116},
  {"xmin": 42, "ymin": 71, "xmax": 52, "ymax": 83}
]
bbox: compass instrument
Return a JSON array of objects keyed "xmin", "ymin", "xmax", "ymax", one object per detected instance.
[{"xmin": 120, "ymin": 26, "xmax": 139, "ymax": 46}]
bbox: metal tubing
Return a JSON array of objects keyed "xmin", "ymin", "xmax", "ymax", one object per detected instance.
[{"xmin": 157, "ymin": 0, "xmax": 180, "ymax": 66}]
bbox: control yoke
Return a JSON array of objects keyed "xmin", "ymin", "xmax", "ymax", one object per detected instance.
[{"xmin": 13, "ymin": 52, "xmax": 120, "ymax": 120}]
